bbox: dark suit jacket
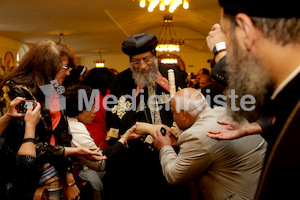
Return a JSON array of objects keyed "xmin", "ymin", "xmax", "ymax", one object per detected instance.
[{"xmin": 255, "ymin": 73, "xmax": 300, "ymax": 199}]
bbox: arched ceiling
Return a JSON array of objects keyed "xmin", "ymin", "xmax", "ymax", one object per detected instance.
[{"xmin": 0, "ymin": 0, "xmax": 221, "ymax": 57}]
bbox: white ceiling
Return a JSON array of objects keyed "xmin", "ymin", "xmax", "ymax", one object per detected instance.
[{"xmin": 0, "ymin": 0, "xmax": 221, "ymax": 57}]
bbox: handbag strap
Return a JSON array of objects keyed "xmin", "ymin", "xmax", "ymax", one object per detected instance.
[{"xmin": 33, "ymin": 186, "xmax": 49, "ymax": 200}]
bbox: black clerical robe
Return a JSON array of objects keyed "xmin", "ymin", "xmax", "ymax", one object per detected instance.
[{"xmin": 103, "ymin": 63, "xmax": 188, "ymax": 200}]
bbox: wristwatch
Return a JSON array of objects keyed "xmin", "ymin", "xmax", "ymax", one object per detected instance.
[{"xmin": 213, "ymin": 42, "xmax": 226, "ymax": 56}]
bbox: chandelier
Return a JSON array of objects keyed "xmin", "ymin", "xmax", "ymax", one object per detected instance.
[
  {"xmin": 159, "ymin": 53, "xmax": 178, "ymax": 64},
  {"xmin": 161, "ymin": 58, "xmax": 178, "ymax": 64},
  {"xmin": 58, "ymin": 33, "xmax": 67, "ymax": 43},
  {"xmin": 94, "ymin": 51, "xmax": 105, "ymax": 68},
  {"xmin": 156, "ymin": 15, "xmax": 184, "ymax": 53},
  {"xmin": 138, "ymin": 0, "xmax": 190, "ymax": 13}
]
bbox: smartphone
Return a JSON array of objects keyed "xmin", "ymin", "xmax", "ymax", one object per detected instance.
[
  {"xmin": 160, "ymin": 127, "xmax": 166, "ymax": 136},
  {"xmin": 18, "ymin": 100, "xmax": 37, "ymax": 114}
]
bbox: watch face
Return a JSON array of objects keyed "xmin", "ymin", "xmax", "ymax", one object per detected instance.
[{"xmin": 215, "ymin": 42, "xmax": 226, "ymax": 51}]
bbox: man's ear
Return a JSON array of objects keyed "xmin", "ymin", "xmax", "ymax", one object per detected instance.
[
  {"xmin": 181, "ymin": 110, "xmax": 187, "ymax": 121},
  {"xmin": 235, "ymin": 13, "xmax": 258, "ymax": 51}
]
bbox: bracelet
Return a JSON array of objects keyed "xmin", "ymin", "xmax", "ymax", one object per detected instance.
[
  {"xmin": 64, "ymin": 147, "xmax": 67, "ymax": 157},
  {"xmin": 66, "ymin": 182, "xmax": 76, "ymax": 187},
  {"xmin": 22, "ymin": 138, "xmax": 37, "ymax": 144}
]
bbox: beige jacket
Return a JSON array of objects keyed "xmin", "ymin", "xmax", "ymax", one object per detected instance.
[
  {"xmin": 68, "ymin": 117, "xmax": 104, "ymax": 171},
  {"xmin": 160, "ymin": 107, "xmax": 267, "ymax": 200}
]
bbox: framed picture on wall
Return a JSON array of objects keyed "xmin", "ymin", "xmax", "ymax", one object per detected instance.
[
  {"xmin": 0, "ymin": 58, "xmax": 4, "ymax": 77},
  {"xmin": 4, "ymin": 51, "xmax": 15, "ymax": 73}
]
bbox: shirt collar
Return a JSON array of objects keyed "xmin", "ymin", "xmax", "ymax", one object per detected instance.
[{"xmin": 271, "ymin": 65, "xmax": 300, "ymax": 100}]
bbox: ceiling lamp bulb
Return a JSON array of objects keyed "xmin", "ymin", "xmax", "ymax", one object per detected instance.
[
  {"xmin": 183, "ymin": 0, "xmax": 189, "ymax": 9},
  {"xmin": 161, "ymin": 58, "xmax": 178, "ymax": 64},
  {"xmin": 95, "ymin": 51, "xmax": 105, "ymax": 68},
  {"xmin": 138, "ymin": 0, "xmax": 190, "ymax": 12},
  {"xmin": 96, "ymin": 61, "xmax": 105, "ymax": 68},
  {"xmin": 148, "ymin": 0, "xmax": 159, "ymax": 12},
  {"xmin": 164, "ymin": 0, "xmax": 170, "ymax": 5},
  {"xmin": 139, "ymin": 0, "xmax": 146, "ymax": 8},
  {"xmin": 169, "ymin": 0, "xmax": 181, "ymax": 12},
  {"xmin": 159, "ymin": 3, "xmax": 165, "ymax": 11}
]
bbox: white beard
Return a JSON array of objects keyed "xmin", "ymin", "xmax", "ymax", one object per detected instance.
[{"xmin": 130, "ymin": 58, "xmax": 159, "ymax": 88}]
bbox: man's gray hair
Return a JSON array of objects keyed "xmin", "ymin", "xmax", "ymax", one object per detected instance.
[{"xmin": 173, "ymin": 90, "xmax": 208, "ymax": 116}]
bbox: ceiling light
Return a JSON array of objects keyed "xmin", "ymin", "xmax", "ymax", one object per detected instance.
[
  {"xmin": 161, "ymin": 58, "xmax": 178, "ymax": 64},
  {"xmin": 94, "ymin": 51, "xmax": 105, "ymax": 68},
  {"xmin": 158, "ymin": 53, "xmax": 179, "ymax": 64},
  {"xmin": 156, "ymin": 15, "xmax": 184, "ymax": 54},
  {"xmin": 58, "ymin": 33, "xmax": 67, "ymax": 43},
  {"xmin": 137, "ymin": 0, "xmax": 189, "ymax": 13}
]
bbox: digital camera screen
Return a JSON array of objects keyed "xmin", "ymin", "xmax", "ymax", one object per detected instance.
[{"xmin": 18, "ymin": 101, "xmax": 36, "ymax": 113}]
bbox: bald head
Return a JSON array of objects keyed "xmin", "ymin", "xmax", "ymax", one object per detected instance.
[
  {"xmin": 171, "ymin": 88, "xmax": 207, "ymax": 117},
  {"xmin": 175, "ymin": 88, "xmax": 202, "ymax": 99}
]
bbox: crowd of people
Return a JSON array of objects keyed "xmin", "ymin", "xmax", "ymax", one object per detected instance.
[{"xmin": 0, "ymin": 0, "xmax": 299, "ymax": 199}]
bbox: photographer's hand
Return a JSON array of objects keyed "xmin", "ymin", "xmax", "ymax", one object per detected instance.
[
  {"xmin": 0, "ymin": 97, "xmax": 26, "ymax": 136},
  {"xmin": 18, "ymin": 103, "xmax": 41, "ymax": 157}
]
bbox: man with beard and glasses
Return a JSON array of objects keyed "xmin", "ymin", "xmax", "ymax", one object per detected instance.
[
  {"xmin": 103, "ymin": 33, "xmax": 188, "ymax": 200},
  {"xmin": 209, "ymin": 0, "xmax": 300, "ymax": 199}
]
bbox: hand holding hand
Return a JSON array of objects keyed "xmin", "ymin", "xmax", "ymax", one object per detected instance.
[
  {"xmin": 65, "ymin": 147, "xmax": 107, "ymax": 161},
  {"xmin": 134, "ymin": 122, "xmax": 178, "ymax": 138},
  {"xmin": 122, "ymin": 124, "xmax": 142, "ymax": 140}
]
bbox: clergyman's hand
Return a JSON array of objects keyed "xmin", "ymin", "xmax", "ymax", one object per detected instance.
[{"xmin": 122, "ymin": 124, "xmax": 142, "ymax": 140}]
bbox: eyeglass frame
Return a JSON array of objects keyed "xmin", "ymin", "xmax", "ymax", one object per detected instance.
[
  {"xmin": 61, "ymin": 65, "xmax": 72, "ymax": 71},
  {"xmin": 130, "ymin": 56, "xmax": 155, "ymax": 66}
]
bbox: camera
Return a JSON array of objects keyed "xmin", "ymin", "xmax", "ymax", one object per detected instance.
[
  {"xmin": 160, "ymin": 127, "xmax": 166, "ymax": 136},
  {"xmin": 18, "ymin": 100, "xmax": 37, "ymax": 114}
]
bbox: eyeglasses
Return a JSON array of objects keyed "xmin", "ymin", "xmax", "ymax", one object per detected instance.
[
  {"xmin": 130, "ymin": 56, "xmax": 155, "ymax": 66},
  {"xmin": 61, "ymin": 65, "xmax": 71, "ymax": 71}
]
